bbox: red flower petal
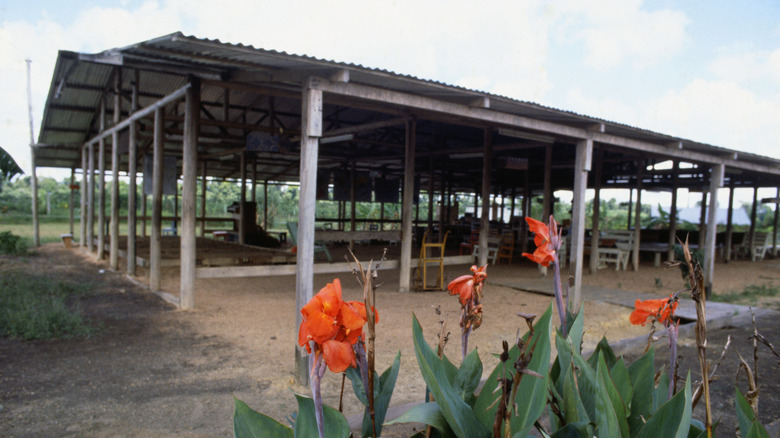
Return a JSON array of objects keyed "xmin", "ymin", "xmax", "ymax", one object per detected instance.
[{"xmin": 321, "ymin": 339, "xmax": 356, "ymax": 373}]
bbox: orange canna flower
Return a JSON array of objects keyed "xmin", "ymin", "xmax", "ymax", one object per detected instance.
[
  {"xmin": 298, "ymin": 278, "xmax": 377, "ymax": 373},
  {"xmin": 448, "ymin": 265, "xmax": 487, "ymax": 306},
  {"xmin": 522, "ymin": 217, "xmax": 557, "ymax": 267},
  {"xmin": 630, "ymin": 294, "xmax": 678, "ymax": 326}
]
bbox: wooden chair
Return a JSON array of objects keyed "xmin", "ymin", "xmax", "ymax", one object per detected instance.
[
  {"xmin": 414, "ymin": 229, "xmax": 450, "ymax": 291},
  {"xmin": 597, "ymin": 230, "xmax": 634, "ymax": 271},
  {"xmin": 495, "ymin": 232, "xmax": 515, "ymax": 264},
  {"xmin": 460, "ymin": 230, "xmax": 480, "ymax": 255},
  {"xmin": 471, "ymin": 235, "xmax": 499, "ymax": 265},
  {"xmin": 286, "ymin": 221, "xmax": 332, "ymax": 262}
]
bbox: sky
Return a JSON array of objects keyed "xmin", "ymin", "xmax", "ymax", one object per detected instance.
[{"xmin": 1, "ymin": 0, "xmax": 779, "ymax": 208}]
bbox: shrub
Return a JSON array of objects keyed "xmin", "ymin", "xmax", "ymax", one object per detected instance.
[{"xmin": 0, "ymin": 231, "xmax": 27, "ymax": 255}]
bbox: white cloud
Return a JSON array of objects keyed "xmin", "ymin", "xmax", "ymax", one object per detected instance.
[
  {"xmin": 647, "ymin": 79, "xmax": 780, "ymax": 158},
  {"xmin": 708, "ymin": 47, "xmax": 780, "ymax": 86},
  {"xmin": 552, "ymin": 0, "xmax": 689, "ymax": 70}
]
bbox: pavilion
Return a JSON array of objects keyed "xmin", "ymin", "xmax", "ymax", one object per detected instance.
[{"xmin": 32, "ymin": 33, "xmax": 780, "ymax": 379}]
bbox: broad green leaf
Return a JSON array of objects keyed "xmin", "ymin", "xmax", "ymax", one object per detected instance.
[
  {"xmin": 472, "ymin": 301, "xmax": 553, "ymax": 431},
  {"xmin": 597, "ymin": 353, "xmax": 629, "ymax": 437},
  {"xmin": 412, "ymin": 315, "xmax": 490, "ymax": 438},
  {"xmin": 735, "ymin": 386, "xmax": 770, "ymax": 438},
  {"xmin": 233, "ymin": 397, "xmax": 293, "ymax": 438},
  {"xmin": 636, "ymin": 374, "xmax": 691, "ymax": 438},
  {"xmin": 587, "ymin": 336, "xmax": 617, "ymax": 370},
  {"xmin": 345, "ymin": 366, "xmax": 369, "ymax": 406},
  {"xmin": 360, "ymin": 352, "xmax": 402, "ymax": 438},
  {"xmin": 567, "ymin": 309, "xmax": 585, "ymax": 355},
  {"xmin": 571, "ymin": 352, "xmax": 599, "ymax": 422},
  {"xmin": 551, "ymin": 422, "xmax": 593, "ymax": 438},
  {"xmin": 554, "ymin": 331, "xmax": 574, "ymax": 396},
  {"xmin": 652, "ymin": 372, "xmax": 670, "ymax": 413},
  {"xmin": 442, "ymin": 354, "xmax": 459, "ymax": 385},
  {"xmin": 561, "ymin": 362, "xmax": 589, "ymax": 425},
  {"xmin": 510, "ymin": 303, "xmax": 553, "ymax": 437},
  {"xmin": 293, "ymin": 392, "xmax": 350, "ymax": 438},
  {"xmin": 745, "ymin": 421, "xmax": 771, "ymax": 438},
  {"xmin": 687, "ymin": 418, "xmax": 706, "ymax": 438},
  {"xmin": 387, "ymin": 402, "xmax": 456, "ymax": 438},
  {"xmin": 627, "ymin": 348, "xmax": 655, "ymax": 437},
  {"xmin": 454, "ymin": 348, "xmax": 482, "ymax": 404},
  {"xmin": 610, "ymin": 359, "xmax": 632, "ymax": 417}
]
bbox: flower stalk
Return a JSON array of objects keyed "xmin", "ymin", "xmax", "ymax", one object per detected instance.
[
  {"xmin": 447, "ymin": 265, "xmax": 487, "ymax": 360},
  {"xmin": 522, "ymin": 216, "xmax": 567, "ymax": 336}
]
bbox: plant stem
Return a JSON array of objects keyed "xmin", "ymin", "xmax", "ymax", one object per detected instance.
[
  {"xmin": 552, "ymin": 259, "xmax": 567, "ymax": 338},
  {"xmin": 310, "ymin": 352, "xmax": 326, "ymax": 438},
  {"xmin": 668, "ymin": 320, "xmax": 679, "ymax": 399}
]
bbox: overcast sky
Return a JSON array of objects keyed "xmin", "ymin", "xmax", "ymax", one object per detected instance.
[{"xmin": 2, "ymin": 0, "xmax": 779, "ymax": 206}]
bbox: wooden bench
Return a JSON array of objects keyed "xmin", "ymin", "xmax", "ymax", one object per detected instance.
[{"xmin": 598, "ymin": 230, "xmax": 634, "ymax": 271}]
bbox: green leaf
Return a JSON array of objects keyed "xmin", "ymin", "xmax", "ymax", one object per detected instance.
[
  {"xmin": 735, "ymin": 386, "xmax": 769, "ymax": 438},
  {"xmin": 551, "ymin": 422, "xmax": 593, "ymax": 438},
  {"xmin": 412, "ymin": 314, "xmax": 490, "ymax": 438},
  {"xmin": 567, "ymin": 309, "xmax": 585, "ymax": 355},
  {"xmin": 293, "ymin": 392, "xmax": 351, "ymax": 438},
  {"xmin": 346, "ymin": 366, "xmax": 369, "ymax": 406},
  {"xmin": 387, "ymin": 402, "xmax": 456, "ymax": 438},
  {"xmin": 596, "ymin": 353, "xmax": 629, "ymax": 437},
  {"xmin": 745, "ymin": 421, "xmax": 771, "ymax": 438},
  {"xmin": 553, "ymin": 331, "xmax": 574, "ymax": 396},
  {"xmin": 233, "ymin": 397, "xmax": 293, "ymax": 438},
  {"xmin": 361, "ymin": 352, "xmax": 402, "ymax": 438},
  {"xmin": 455, "ymin": 348, "xmax": 483, "ymax": 404},
  {"xmin": 561, "ymin": 362, "xmax": 589, "ymax": 425},
  {"xmin": 587, "ymin": 336, "xmax": 617, "ymax": 370},
  {"xmin": 442, "ymin": 354, "xmax": 459, "ymax": 385},
  {"xmin": 571, "ymin": 352, "xmax": 599, "ymax": 422},
  {"xmin": 627, "ymin": 348, "xmax": 654, "ymax": 437},
  {"xmin": 652, "ymin": 372, "xmax": 670, "ymax": 412},
  {"xmin": 509, "ymin": 302, "xmax": 553, "ymax": 437},
  {"xmin": 687, "ymin": 418, "xmax": 706, "ymax": 438},
  {"xmin": 610, "ymin": 359, "xmax": 632, "ymax": 418},
  {"xmin": 636, "ymin": 374, "xmax": 691, "ymax": 438}
]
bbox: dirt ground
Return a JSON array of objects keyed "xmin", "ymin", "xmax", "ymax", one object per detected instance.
[{"xmin": 0, "ymin": 243, "xmax": 778, "ymax": 437}]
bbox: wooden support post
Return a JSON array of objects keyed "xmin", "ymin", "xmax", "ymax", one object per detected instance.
[
  {"xmin": 427, "ymin": 158, "xmax": 434, "ymax": 232},
  {"xmin": 748, "ymin": 186, "xmax": 759, "ymax": 258},
  {"xmin": 570, "ymin": 138, "xmax": 592, "ymax": 313},
  {"xmin": 80, "ymin": 148, "xmax": 87, "ymax": 247},
  {"xmin": 478, "ymin": 128, "xmax": 492, "ymax": 267},
  {"xmin": 110, "ymin": 70, "xmax": 121, "ymax": 270},
  {"xmin": 200, "ymin": 161, "xmax": 207, "ymax": 237},
  {"xmin": 632, "ymin": 161, "xmax": 643, "ymax": 272},
  {"xmin": 589, "ymin": 147, "xmax": 602, "ymax": 274},
  {"xmin": 26, "ymin": 59, "xmax": 40, "ymax": 247},
  {"xmin": 349, "ymin": 159, "xmax": 356, "ymax": 250},
  {"xmin": 399, "ymin": 119, "xmax": 416, "ymax": 293},
  {"xmin": 180, "ymin": 77, "xmax": 200, "ymax": 310},
  {"xmin": 626, "ymin": 189, "xmax": 633, "ymax": 229},
  {"xmin": 667, "ymin": 160, "xmax": 679, "ymax": 262},
  {"xmin": 141, "ymin": 181, "xmax": 147, "ymax": 238},
  {"xmin": 540, "ymin": 144, "xmax": 552, "ymax": 276},
  {"xmin": 263, "ymin": 180, "xmax": 269, "ymax": 230},
  {"xmin": 295, "ymin": 83, "xmax": 322, "ymax": 385},
  {"xmin": 239, "ymin": 151, "xmax": 247, "ymax": 245},
  {"xmin": 97, "ymin": 98, "xmax": 106, "ymax": 260},
  {"xmin": 87, "ymin": 142, "xmax": 95, "ymax": 251},
  {"xmin": 127, "ymin": 75, "xmax": 138, "ymax": 276},
  {"xmin": 521, "ymin": 167, "xmax": 529, "ymax": 253},
  {"xmin": 774, "ymin": 188, "xmax": 779, "ymax": 257},
  {"xmin": 69, "ymin": 168, "xmax": 75, "ymax": 235},
  {"xmin": 704, "ymin": 164, "xmax": 724, "ymax": 296},
  {"xmin": 150, "ymin": 108, "xmax": 164, "ymax": 291},
  {"xmin": 251, "ymin": 159, "xmax": 257, "ymax": 204},
  {"xmin": 724, "ymin": 179, "xmax": 735, "ymax": 263},
  {"xmin": 698, "ymin": 192, "xmax": 707, "ymax": 249}
]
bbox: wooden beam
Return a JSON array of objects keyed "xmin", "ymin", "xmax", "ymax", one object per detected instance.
[
  {"xmin": 589, "ymin": 147, "xmax": 603, "ymax": 274},
  {"xmin": 196, "ymin": 255, "xmax": 474, "ymax": 279},
  {"xmin": 87, "ymin": 142, "xmax": 95, "ymax": 251},
  {"xmin": 570, "ymin": 138, "xmax": 592, "ymax": 312},
  {"xmin": 150, "ymin": 108, "xmax": 164, "ymax": 291},
  {"xmin": 478, "ymin": 128, "xmax": 492, "ymax": 267},
  {"xmin": 127, "ymin": 73, "xmax": 139, "ymax": 276},
  {"xmin": 80, "ymin": 147, "xmax": 87, "ymax": 247},
  {"xmin": 110, "ymin": 69, "xmax": 121, "ymax": 270},
  {"xmin": 632, "ymin": 161, "xmax": 644, "ymax": 272},
  {"xmin": 294, "ymin": 83, "xmax": 322, "ymax": 385},
  {"xmin": 704, "ymin": 164, "xmax": 724, "ymax": 295},
  {"xmin": 399, "ymin": 119, "xmax": 416, "ymax": 293},
  {"xmin": 667, "ymin": 160, "xmax": 679, "ymax": 262},
  {"xmin": 97, "ymin": 98, "xmax": 106, "ymax": 260},
  {"xmin": 180, "ymin": 77, "xmax": 200, "ymax": 310}
]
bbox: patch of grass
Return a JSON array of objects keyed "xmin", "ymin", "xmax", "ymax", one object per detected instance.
[
  {"xmin": 0, "ymin": 270, "xmax": 95, "ymax": 340},
  {"xmin": 710, "ymin": 284, "xmax": 780, "ymax": 306},
  {"xmin": 0, "ymin": 231, "xmax": 28, "ymax": 255}
]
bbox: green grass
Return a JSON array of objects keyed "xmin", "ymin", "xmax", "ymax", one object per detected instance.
[
  {"xmin": 0, "ymin": 270, "xmax": 95, "ymax": 340},
  {"xmin": 710, "ymin": 284, "xmax": 780, "ymax": 307}
]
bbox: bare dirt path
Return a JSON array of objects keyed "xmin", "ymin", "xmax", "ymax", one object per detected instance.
[{"xmin": 0, "ymin": 244, "xmax": 778, "ymax": 436}]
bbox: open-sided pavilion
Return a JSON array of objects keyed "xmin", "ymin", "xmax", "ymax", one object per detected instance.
[{"xmin": 33, "ymin": 33, "xmax": 780, "ymax": 378}]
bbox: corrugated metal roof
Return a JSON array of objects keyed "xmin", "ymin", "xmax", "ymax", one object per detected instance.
[{"xmin": 35, "ymin": 32, "xmax": 780, "ymax": 189}]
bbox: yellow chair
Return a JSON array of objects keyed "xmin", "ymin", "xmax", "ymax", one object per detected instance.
[
  {"xmin": 414, "ymin": 229, "xmax": 450, "ymax": 291},
  {"xmin": 496, "ymin": 232, "xmax": 515, "ymax": 264}
]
